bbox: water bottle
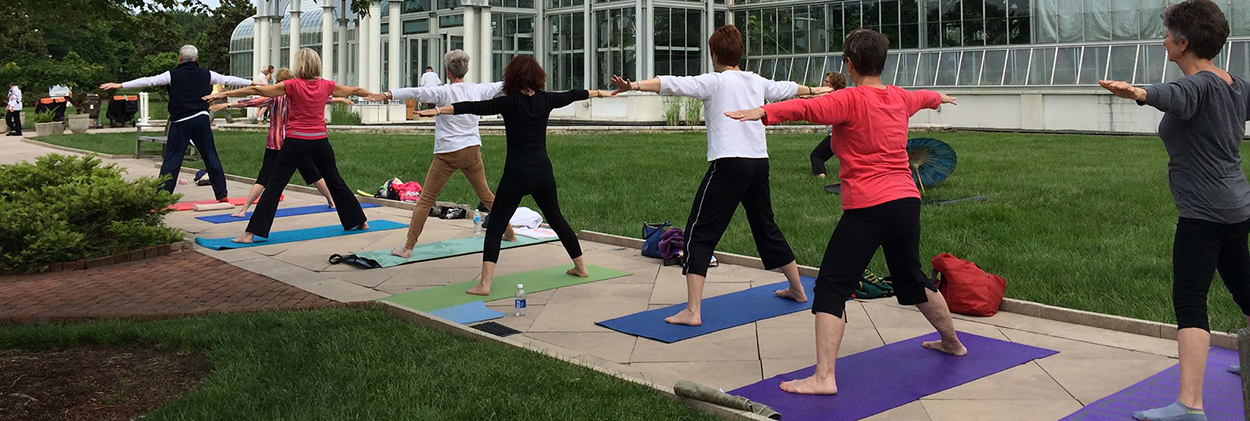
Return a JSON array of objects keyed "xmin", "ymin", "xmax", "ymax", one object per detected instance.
[
  {"xmin": 473, "ymin": 210, "xmax": 483, "ymax": 234},
  {"xmin": 514, "ymin": 283, "xmax": 527, "ymax": 316}
]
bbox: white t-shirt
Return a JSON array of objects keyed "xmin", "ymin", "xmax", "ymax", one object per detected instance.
[
  {"xmin": 7, "ymin": 86, "xmax": 21, "ymax": 111},
  {"xmin": 254, "ymin": 72, "xmax": 269, "ymax": 85},
  {"xmin": 391, "ymin": 82, "xmax": 504, "ymax": 154},
  {"xmin": 659, "ymin": 71, "xmax": 798, "ymax": 161},
  {"xmin": 420, "ymin": 72, "xmax": 442, "ymax": 88}
]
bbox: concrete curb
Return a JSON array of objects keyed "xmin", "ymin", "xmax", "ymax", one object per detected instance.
[
  {"xmin": 19, "ymin": 138, "xmax": 131, "ymax": 160},
  {"xmin": 575, "ymin": 230, "xmax": 1237, "ymax": 350},
  {"xmin": 377, "ymin": 301, "xmax": 771, "ymax": 421}
]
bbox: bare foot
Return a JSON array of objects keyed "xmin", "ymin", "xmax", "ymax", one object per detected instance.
[
  {"xmin": 466, "ymin": 284, "xmax": 491, "ymax": 296},
  {"xmin": 779, "ymin": 375, "xmax": 838, "ymax": 395},
  {"xmin": 664, "ymin": 309, "xmax": 702, "ymax": 326},
  {"xmin": 231, "ymin": 233, "xmax": 254, "ymax": 244},
  {"xmin": 230, "ymin": 210, "xmax": 247, "ymax": 218},
  {"xmin": 566, "ymin": 266, "xmax": 590, "ymax": 278},
  {"xmin": 352, "ymin": 222, "xmax": 369, "ymax": 231},
  {"xmin": 391, "ymin": 247, "xmax": 412, "ymax": 258},
  {"xmin": 328, "ymin": 203, "xmax": 336, "ymax": 209},
  {"xmin": 922, "ymin": 339, "xmax": 968, "ymax": 356},
  {"xmin": 504, "ymin": 233, "xmax": 518, "ymax": 242},
  {"xmin": 774, "ymin": 287, "xmax": 808, "ymax": 303}
]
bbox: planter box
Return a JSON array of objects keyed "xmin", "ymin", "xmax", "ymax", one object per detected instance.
[
  {"xmin": 67, "ymin": 115, "xmax": 89, "ymax": 134},
  {"xmin": 35, "ymin": 122, "xmax": 64, "ymax": 136}
]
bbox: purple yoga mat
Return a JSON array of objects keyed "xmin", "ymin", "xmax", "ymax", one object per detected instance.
[
  {"xmin": 729, "ymin": 332, "xmax": 1058, "ymax": 421},
  {"xmin": 1059, "ymin": 347, "xmax": 1243, "ymax": 421}
]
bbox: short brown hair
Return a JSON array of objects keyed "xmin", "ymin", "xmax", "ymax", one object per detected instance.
[
  {"xmin": 708, "ymin": 25, "xmax": 744, "ymax": 67},
  {"xmin": 843, "ymin": 29, "xmax": 889, "ymax": 77},
  {"xmin": 1162, "ymin": 0, "xmax": 1229, "ymax": 60},
  {"xmin": 274, "ymin": 68, "xmax": 294, "ymax": 83},
  {"xmin": 824, "ymin": 72, "xmax": 847, "ymax": 90},
  {"xmin": 502, "ymin": 55, "xmax": 546, "ymax": 94}
]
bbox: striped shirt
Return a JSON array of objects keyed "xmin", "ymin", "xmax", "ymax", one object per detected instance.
[{"xmin": 236, "ymin": 96, "xmax": 288, "ymax": 150}]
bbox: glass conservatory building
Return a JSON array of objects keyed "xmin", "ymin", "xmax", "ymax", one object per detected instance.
[{"xmin": 230, "ymin": 0, "xmax": 1250, "ymax": 129}]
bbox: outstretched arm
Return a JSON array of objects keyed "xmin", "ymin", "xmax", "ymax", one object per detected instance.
[
  {"xmin": 333, "ymin": 84, "xmax": 373, "ymax": 98},
  {"xmin": 611, "ymin": 75, "xmax": 661, "ymax": 95},
  {"xmin": 210, "ymin": 72, "xmax": 256, "ymax": 87},
  {"xmin": 101, "ymin": 72, "xmax": 172, "ymax": 90},
  {"xmin": 726, "ymin": 93, "xmax": 845, "ymax": 125},
  {"xmin": 1102, "ymin": 79, "xmax": 1198, "ymax": 121},
  {"xmin": 202, "ymin": 84, "xmax": 286, "ymax": 102}
]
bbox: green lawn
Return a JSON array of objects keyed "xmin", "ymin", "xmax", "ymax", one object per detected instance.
[
  {"xmin": 34, "ymin": 130, "xmax": 1249, "ymax": 332},
  {"xmin": 0, "ymin": 307, "xmax": 717, "ymax": 420}
]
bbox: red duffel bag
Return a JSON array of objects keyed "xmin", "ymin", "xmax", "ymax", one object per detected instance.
[{"xmin": 930, "ymin": 253, "xmax": 1006, "ymax": 317}]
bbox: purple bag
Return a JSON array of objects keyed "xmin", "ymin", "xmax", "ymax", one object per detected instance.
[{"xmin": 658, "ymin": 228, "xmax": 685, "ymax": 260}]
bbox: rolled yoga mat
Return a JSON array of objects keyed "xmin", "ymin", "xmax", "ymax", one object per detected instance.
[
  {"xmin": 1058, "ymin": 347, "xmax": 1242, "ymax": 421},
  {"xmin": 193, "ymin": 202, "xmax": 234, "ymax": 212},
  {"xmin": 380, "ymin": 265, "xmax": 630, "ymax": 312},
  {"xmin": 730, "ymin": 332, "xmax": 1059, "ymax": 421},
  {"xmin": 596, "ymin": 276, "xmax": 817, "ymax": 343},
  {"xmin": 195, "ymin": 203, "xmax": 381, "ymax": 224},
  {"xmin": 168, "ymin": 195, "xmax": 284, "ymax": 212},
  {"xmin": 428, "ymin": 301, "xmax": 507, "ymax": 325},
  {"xmin": 333, "ymin": 235, "xmax": 558, "ymax": 269},
  {"xmin": 194, "ymin": 220, "xmax": 407, "ymax": 250}
]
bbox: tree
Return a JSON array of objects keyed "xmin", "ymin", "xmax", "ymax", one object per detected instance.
[
  {"xmin": 0, "ymin": 52, "xmax": 107, "ymax": 111},
  {"xmin": 199, "ymin": 0, "xmax": 256, "ymax": 74},
  {"xmin": 139, "ymin": 52, "xmax": 180, "ymax": 101}
]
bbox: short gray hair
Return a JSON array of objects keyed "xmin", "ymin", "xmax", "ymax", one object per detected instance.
[
  {"xmin": 178, "ymin": 45, "xmax": 199, "ymax": 62},
  {"xmin": 445, "ymin": 50, "xmax": 470, "ymax": 79}
]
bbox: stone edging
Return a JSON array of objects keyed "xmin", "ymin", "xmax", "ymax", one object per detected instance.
[
  {"xmin": 19, "ymin": 138, "xmax": 131, "ymax": 159},
  {"xmin": 377, "ymin": 301, "xmax": 771, "ymax": 421},
  {"xmin": 575, "ymin": 230, "xmax": 1238, "ymax": 350},
  {"xmin": 37, "ymin": 241, "xmax": 193, "ymax": 274}
]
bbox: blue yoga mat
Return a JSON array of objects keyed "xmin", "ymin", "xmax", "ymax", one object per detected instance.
[
  {"xmin": 428, "ymin": 301, "xmax": 507, "ymax": 325},
  {"xmin": 596, "ymin": 276, "xmax": 816, "ymax": 343},
  {"xmin": 195, "ymin": 203, "xmax": 380, "ymax": 224},
  {"xmin": 195, "ymin": 220, "xmax": 408, "ymax": 250},
  {"xmin": 1059, "ymin": 347, "xmax": 1242, "ymax": 420},
  {"xmin": 731, "ymin": 332, "xmax": 1059, "ymax": 421}
]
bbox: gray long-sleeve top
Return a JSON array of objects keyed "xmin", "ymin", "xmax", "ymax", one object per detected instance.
[{"xmin": 1140, "ymin": 70, "xmax": 1250, "ymax": 224}]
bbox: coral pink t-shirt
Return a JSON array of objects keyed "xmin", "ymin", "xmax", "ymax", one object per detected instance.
[
  {"xmin": 762, "ymin": 85, "xmax": 941, "ymax": 210},
  {"xmin": 282, "ymin": 78, "xmax": 335, "ymax": 140}
]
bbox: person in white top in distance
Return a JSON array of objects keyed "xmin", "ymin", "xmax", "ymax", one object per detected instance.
[{"xmin": 367, "ymin": 50, "xmax": 517, "ymax": 258}]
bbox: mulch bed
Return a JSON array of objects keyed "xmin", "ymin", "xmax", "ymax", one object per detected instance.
[{"xmin": 0, "ymin": 346, "xmax": 210, "ymax": 421}]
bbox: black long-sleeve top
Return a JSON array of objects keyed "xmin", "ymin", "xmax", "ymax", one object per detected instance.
[{"xmin": 452, "ymin": 90, "xmax": 589, "ymax": 178}]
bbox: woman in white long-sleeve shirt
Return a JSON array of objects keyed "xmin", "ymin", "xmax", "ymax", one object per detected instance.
[
  {"xmin": 366, "ymin": 50, "xmax": 516, "ymax": 258},
  {"xmin": 5, "ymin": 84, "xmax": 20, "ymax": 136},
  {"xmin": 610, "ymin": 25, "xmax": 830, "ymax": 327}
]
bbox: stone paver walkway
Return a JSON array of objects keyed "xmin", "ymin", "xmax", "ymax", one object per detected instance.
[
  {"xmin": 0, "ymin": 134, "xmax": 1204, "ymax": 421},
  {"xmin": 0, "ymin": 252, "xmax": 337, "ymax": 323}
]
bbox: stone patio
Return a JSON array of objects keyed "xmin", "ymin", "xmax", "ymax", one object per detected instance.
[{"xmin": 1, "ymin": 135, "xmax": 1198, "ymax": 421}]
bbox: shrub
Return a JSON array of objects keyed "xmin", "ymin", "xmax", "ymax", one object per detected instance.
[
  {"xmin": 330, "ymin": 103, "xmax": 362, "ymax": 126},
  {"xmin": 682, "ymin": 97, "xmax": 703, "ymax": 125},
  {"xmin": 0, "ymin": 154, "xmax": 184, "ymax": 273},
  {"xmin": 31, "ymin": 110, "xmax": 55, "ymax": 124},
  {"xmin": 663, "ymin": 97, "xmax": 682, "ymax": 126}
]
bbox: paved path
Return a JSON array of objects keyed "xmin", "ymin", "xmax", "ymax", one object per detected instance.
[{"xmin": 0, "ymin": 134, "xmax": 1197, "ymax": 421}]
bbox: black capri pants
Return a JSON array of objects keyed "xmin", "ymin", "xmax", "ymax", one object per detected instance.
[
  {"xmin": 1173, "ymin": 216, "xmax": 1250, "ymax": 332},
  {"xmin": 683, "ymin": 158, "xmax": 796, "ymax": 277},
  {"xmin": 812, "ymin": 197, "xmax": 938, "ymax": 318}
]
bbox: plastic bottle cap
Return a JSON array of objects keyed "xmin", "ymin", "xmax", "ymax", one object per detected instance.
[{"xmin": 517, "ymin": 284, "xmax": 524, "ymax": 289}]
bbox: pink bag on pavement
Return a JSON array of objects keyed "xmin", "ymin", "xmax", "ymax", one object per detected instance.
[{"xmin": 390, "ymin": 180, "xmax": 422, "ymax": 202}]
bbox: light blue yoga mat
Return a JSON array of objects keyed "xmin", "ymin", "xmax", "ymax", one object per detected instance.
[
  {"xmin": 428, "ymin": 301, "xmax": 507, "ymax": 325},
  {"xmin": 195, "ymin": 220, "xmax": 408, "ymax": 250},
  {"xmin": 195, "ymin": 203, "xmax": 380, "ymax": 224},
  {"xmin": 596, "ymin": 276, "xmax": 816, "ymax": 343}
]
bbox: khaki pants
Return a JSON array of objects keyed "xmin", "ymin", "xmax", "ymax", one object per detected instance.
[{"xmin": 405, "ymin": 146, "xmax": 513, "ymax": 249}]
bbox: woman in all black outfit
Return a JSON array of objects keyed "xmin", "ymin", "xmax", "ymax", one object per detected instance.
[{"xmin": 419, "ymin": 55, "xmax": 616, "ymax": 296}]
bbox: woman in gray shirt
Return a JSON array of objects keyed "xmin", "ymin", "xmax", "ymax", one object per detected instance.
[{"xmin": 1101, "ymin": 1, "xmax": 1249, "ymax": 420}]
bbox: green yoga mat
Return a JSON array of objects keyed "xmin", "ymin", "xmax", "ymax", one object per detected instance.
[
  {"xmin": 380, "ymin": 265, "xmax": 630, "ymax": 311},
  {"xmin": 337, "ymin": 235, "xmax": 557, "ymax": 269}
]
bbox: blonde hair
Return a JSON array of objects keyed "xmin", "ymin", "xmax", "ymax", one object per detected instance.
[
  {"xmin": 274, "ymin": 68, "xmax": 294, "ymax": 83},
  {"xmin": 292, "ymin": 48, "xmax": 322, "ymax": 80}
]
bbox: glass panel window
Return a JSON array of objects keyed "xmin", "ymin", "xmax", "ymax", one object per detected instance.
[
  {"xmin": 981, "ymin": 49, "xmax": 1007, "ymax": 85},
  {"xmin": 1140, "ymin": 0, "xmax": 1166, "ymax": 40},
  {"xmin": 963, "ymin": 0, "xmax": 984, "ymax": 46},
  {"xmin": 1029, "ymin": 47, "xmax": 1055, "ymax": 85},
  {"xmin": 1234, "ymin": 2, "xmax": 1250, "ymax": 37},
  {"xmin": 774, "ymin": 58, "xmax": 792, "ymax": 80},
  {"xmin": 439, "ymin": 14, "xmax": 464, "ymax": 28},
  {"xmin": 594, "ymin": 7, "xmax": 638, "ymax": 89},
  {"xmin": 985, "ymin": 0, "xmax": 1009, "ymax": 45},
  {"xmin": 1083, "ymin": 0, "xmax": 1111, "ymax": 42},
  {"xmin": 790, "ymin": 57, "xmax": 809, "ymax": 83},
  {"xmin": 940, "ymin": 0, "xmax": 962, "ymax": 47},
  {"xmin": 957, "ymin": 50, "xmax": 982, "ymax": 85},
  {"xmin": 1136, "ymin": 44, "xmax": 1166, "ymax": 84},
  {"xmin": 896, "ymin": 52, "xmax": 920, "ymax": 86},
  {"xmin": 924, "ymin": 0, "xmax": 941, "ymax": 48},
  {"xmin": 403, "ymin": 19, "xmax": 430, "ymax": 35},
  {"xmin": 547, "ymin": 12, "xmax": 585, "ymax": 90},
  {"xmin": 794, "ymin": 6, "xmax": 810, "ymax": 54},
  {"xmin": 1007, "ymin": 0, "xmax": 1029, "ymax": 44},
  {"xmin": 492, "ymin": 14, "xmax": 536, "ymax": 81},
  {"xmin": 1052, "ymin": 46, "xmax": 1079, "ymax": 85},
  {"xmin": 809, "ymin": 6, "xmax": 827, "ymax": 53},
  {"xmin": 828, "ymin": 4, "xmax": 845, "ymax": 51},
  {"xmin": 881, "ymin": 53, "xmax": 900, "ymax": 85},
  {"xmin": 901, "ymin": 0, "xmax": 921, "ymax": 49},
  {"xmin": 1110, "ymin": 0, "xmax": 1136, "ymax": 40},
  {"xmin": 1107, "ymin": 45, "xmax": 1136, "ymax": 83},
  {"xmin": 935, "ymin": 50, "xmax": 959, "ymax": 85},
  {"xmin": 761, "ymin": 58, "xmax": 776, "ymax": 79},
  {"xmin": 1229, "ymin": 42, "xmax": 1250, "ymax": 81},
  {"xmin": 778, "ymin": 7, "xmax": 794, "ymax": 55},
  {"xmin": 807, "ymin": 57, "xmax": 825, "ymax": 86},
  {"xmin": 763, "ymin": 9, "xmax": 778, "ymax": 55},
  {"xmin": 917, "ymin": 51, "xmax": 941, "ymax": 85},
  {"xmin": 825, "ymin": 55, "xmax": 843, "ymax": 74},
  {"xmin": 403, "ymin": 0, "xmax": 431, "ymax": 13},
  {"xmin": 1004, "ymin": 48, "xmax": 1030, "ymax": 85},
  {"xmin": 1078, "ymin": 45, "xmax": 1108, "ymax": 84}
]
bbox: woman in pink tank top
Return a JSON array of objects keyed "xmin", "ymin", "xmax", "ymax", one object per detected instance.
[{"xmin": 204, "ymin": 48, "xmax": 375, "ymax": 243}]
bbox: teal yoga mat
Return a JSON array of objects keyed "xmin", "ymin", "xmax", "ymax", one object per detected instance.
[
  {"xmin": 428, "ymin": 301, "xmax": 507, "ymax": 325},
  {"xmin": 195, "ymin": 220, "xmax": 408, "ymax": 250},
  {"xmin": 334, "ymin": 235, "xmax": 557, "ymax": 269}
]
